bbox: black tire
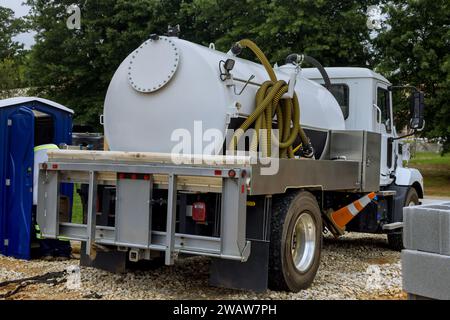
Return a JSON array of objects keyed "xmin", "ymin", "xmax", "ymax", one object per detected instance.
[
  {"xmin": 269, "ymin": 191, "xmax": 322, "ymax": 292},
  {"xmin": 387, "ymin": 188, "xmax": 420, "ymax": 251}
]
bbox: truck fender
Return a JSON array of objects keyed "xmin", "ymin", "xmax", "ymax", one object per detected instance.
[
  {"xmin": 394, "ymin": 167, "xmax": 424, "ymax": 198},
  {"xmin": 386, "ymin": 167, "xmax": 424, "ymax": 224}
]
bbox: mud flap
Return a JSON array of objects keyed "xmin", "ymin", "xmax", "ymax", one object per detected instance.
[
  {"xmin": 80, "ymin": 242, "xmax": 127, "ymax": 274},
  {"xmin": 387, "ymin": 184, "xmax": 409, "ymax": 223},
  {"xmin": 209, "ymin": 240, "xmax": 269, "ymax": 292}
]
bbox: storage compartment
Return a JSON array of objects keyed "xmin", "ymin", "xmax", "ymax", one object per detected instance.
[{"xmin": 329, "ymin": 130, "xmax": 381, "ymax": 192}]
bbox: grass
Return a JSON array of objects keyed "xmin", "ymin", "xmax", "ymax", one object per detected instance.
[
  {"xmin": 71, "ymin": 184, "xmax": 83, "ymax": 224},
  {"xmin": 408, "ymin": 152, "xmax": 450, "ymax": 198}
]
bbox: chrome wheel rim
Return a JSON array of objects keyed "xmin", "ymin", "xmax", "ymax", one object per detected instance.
[{"xmin": 291, "ymin": 212, "xmax": 316, "ymax": 272}]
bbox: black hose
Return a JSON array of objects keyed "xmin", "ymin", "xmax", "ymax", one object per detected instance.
[
  {"xmin": 286, "ymin": 54, "xmax": 332, "ymax": 91},
  {"xmin": 0, "ymin": 270, "xmax": 66, "ymax": 299}
]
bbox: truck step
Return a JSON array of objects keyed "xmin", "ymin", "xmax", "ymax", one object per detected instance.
[
  {"xmin": 376, "ymin": 190, "xmax": 397, "ymax": 197},
  {"xmin": 382, "ymin": 222, "xmax": 403, "ymax": 231}
]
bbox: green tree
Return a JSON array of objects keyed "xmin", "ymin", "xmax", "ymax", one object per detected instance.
[
  {"xmin": 375, "ymin": 0, "xmax": 450, "ymax": 152},
  {"xmin": 0, "ymin": 5, "xmax": 26, "ymax": 93},
  {"xmin": 0, "ymin": 6, "xmax": 24, "ymax": 59},
  {"xmin": 180, "ymin": 0, "xmax": 383, "ymax": 66},
  {"xmin": 0, "ymin": 58, "xmax": 25, "ymax": 91}
]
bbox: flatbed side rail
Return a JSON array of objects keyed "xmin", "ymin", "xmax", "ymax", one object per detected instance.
[{"xmin": 36, "ymin": 160, "xmax": 252, "ymax": 265}]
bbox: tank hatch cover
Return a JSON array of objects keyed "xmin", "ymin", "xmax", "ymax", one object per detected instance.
[{"xmin": 128, "ymin": 36, "xmax": 180, "ymax": 93}]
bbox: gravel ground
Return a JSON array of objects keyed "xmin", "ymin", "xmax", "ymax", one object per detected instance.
[{"xmin": 0, "ymin": 232, "xmax": 404, "ymax": 300}]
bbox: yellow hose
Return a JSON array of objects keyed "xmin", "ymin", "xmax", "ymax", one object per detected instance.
[{"xmin": 228, "ymin": 39, "xmax": 310, "ymax": 158}]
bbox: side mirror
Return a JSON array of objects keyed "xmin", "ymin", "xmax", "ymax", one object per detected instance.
[{"xmin": 410, "ymin": 91, "xmax": 425, "ymax": 130}]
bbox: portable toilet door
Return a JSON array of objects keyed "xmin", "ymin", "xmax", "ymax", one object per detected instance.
[{"xmin": 3, "ymin": 107, "xmax": 35, "ymax": 259}]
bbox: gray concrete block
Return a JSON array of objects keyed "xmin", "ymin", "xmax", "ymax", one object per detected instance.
[
  {"xmin": 402, "ymin": 249, "xmax": 450, "ymax": 300},
  {"xmin": 403, "ymin": 203, "xmax": 450, "ymax": 256}
]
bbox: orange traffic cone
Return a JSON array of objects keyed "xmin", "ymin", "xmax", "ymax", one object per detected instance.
[{"xmin": 326, "ymin": 192, "xmax": 377, "ymax": 236}]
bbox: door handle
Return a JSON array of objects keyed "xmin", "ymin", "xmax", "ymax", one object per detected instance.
[{"xmin": 373, "ymin": 104, "xmax": 382, "ymax": 123}]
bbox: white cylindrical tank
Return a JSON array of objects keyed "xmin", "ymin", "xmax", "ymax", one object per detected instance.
[{"xmin": 104, "ymin": 36, "xmax": 345, "ymax": 155}]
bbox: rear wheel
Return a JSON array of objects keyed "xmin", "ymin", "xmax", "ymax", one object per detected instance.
[
  {"xmin": 387, "ymin": 188, "xmax": 419, "ymax": 251},
  {"xmin": 269, "ymin": 191, "xmax": 322, "ymax": 292}
]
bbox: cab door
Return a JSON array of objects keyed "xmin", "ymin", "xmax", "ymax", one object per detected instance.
[
  {"xmin": 375, "ymin": 83, "xmax": 395, "ymax": 186},
  {"xmin": 4, "ymin": 107, "xmax": 35, "ymax": 259}
]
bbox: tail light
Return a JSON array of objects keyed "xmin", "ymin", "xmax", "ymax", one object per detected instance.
[{"xmin": 192, "ymin": 202, "xmax": 207, "ymax": 223}]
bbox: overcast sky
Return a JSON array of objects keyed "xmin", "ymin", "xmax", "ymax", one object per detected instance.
[{"xmin": 1, "ymin": 0, "xmax": 36, "ymax": 49}]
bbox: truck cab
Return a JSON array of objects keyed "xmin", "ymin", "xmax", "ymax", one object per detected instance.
[{"xmin": 303, "ymin": 67, "xmax": 424, "ymax": 192}]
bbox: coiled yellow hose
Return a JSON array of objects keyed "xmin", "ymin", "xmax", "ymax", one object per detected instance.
[{"xmin": 228, "ymin": 39, "xmax": 310, "ymax": 158}]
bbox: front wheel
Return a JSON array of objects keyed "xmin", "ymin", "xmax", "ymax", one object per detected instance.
[
  {"xmin": 269, "ymin": 191, "xmax": 322, "ymax": 292},
  {"xmin": 387, "ymin": 188, "xmax": 420, "ymax": 251}
]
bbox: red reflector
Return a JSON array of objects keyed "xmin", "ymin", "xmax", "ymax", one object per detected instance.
[
  {"xmin": 241, "ymin": 184, "xmax": 245, "ymax": 194},
  {"xmin": 192, "ymin": 202, "xmax": 207, "ymax": 222},
  {"xmin": 118, "ymin": 173, "xmax": 125, "ymax": 180},
  {"xmin": 131, "ymin": 174, "xmax": 137, "ymax": 180},
  {"xmin": 143, "ymin": 175, "xmax": 150, "ymax": 181},
  {"xmin": 52, "ymin": 164, "xmax": 58, "ymax": 169},
  {"xmin": 214, "ymin": 170, "xmax": 222, "ymax": 176},
  {"xmin": 228, "ymin": 170, "xmax": 236, "ymax": 178}
]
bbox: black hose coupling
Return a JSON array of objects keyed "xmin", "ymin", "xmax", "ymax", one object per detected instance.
[
  {"xmin": 300, "ymin": 141, "xmax": 315, "ymax": 159},
  {"xmin": 287, "ymin": 53, "xmax": 332, "ymax": 91},
  {"xmin": 231, "ymin": 43, "xmax": 243, "ymax": 56},
  {"xmin": 285, "ymin": 54, "xmax": 303, "ymax": 65}
]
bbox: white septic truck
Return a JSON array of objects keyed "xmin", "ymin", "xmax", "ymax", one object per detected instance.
[{"xmin": 36, "ymin": 35, "xmax": 425, "ymax": 292}]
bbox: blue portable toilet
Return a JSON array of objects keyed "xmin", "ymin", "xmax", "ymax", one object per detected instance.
[{"xmin": 0, "ymin": 97, "xmax": 73, "ymax": 260}]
